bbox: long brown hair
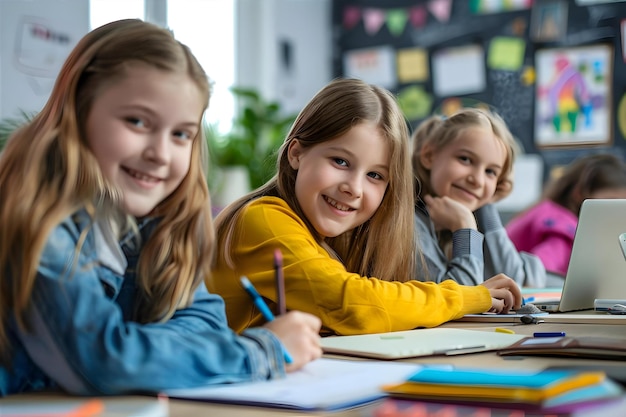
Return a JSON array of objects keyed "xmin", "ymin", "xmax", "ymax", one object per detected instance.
[
  {"xmin": 214, "ymin": 78, "xmax": 416, "ymax": 281},
  {"xmin": 0, "ymin": 19, "xmax": 214, "ymax": 359},
  {"xmin": 543, "ymin": 153, "xmax": 626, "ymax": 215}
]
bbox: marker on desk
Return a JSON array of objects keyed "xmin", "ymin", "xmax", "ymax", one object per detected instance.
[
  {"xmin": 533, "ymin": 332, "xmax": 566, "ymax": 338},
  {"xmin": 495, "ymin": 328, "xmax": 515, "ymax": 334},
  {"xmin": 240, "ymin": 276, "xmax": 294, "ymax": 364}
]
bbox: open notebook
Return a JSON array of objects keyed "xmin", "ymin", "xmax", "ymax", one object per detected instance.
[
  {"xmin": 320, "ymin": 328, "xmax": 524, "ymax": 360},
  {"xmin": 165, "ymin": 358, "xmax": 420, "ymax": 411}
]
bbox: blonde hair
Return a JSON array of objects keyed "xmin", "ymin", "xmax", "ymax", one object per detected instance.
[
  {"xmin": 214, "ymin": 78, "xmax": 416, "ymax": 281},
  {"xmin": 0, "ymin": 19, "xmax": 214, "ymax": 359},
  {"xmin": 412, "ymin": 107, "xmax": 517, "ymax": 200},
  {"xmin": 411, "ymin": 108, "xmax": 517, "ymax": 258}
]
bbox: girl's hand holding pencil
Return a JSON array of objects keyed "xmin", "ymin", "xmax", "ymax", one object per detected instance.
[
  {"xmin": 264, "ymin": 311, "xmax": 323, "ymax": 371},
  {"xmin": 240, "ymin": 273, "xmax": 322, "ymax": 372}
]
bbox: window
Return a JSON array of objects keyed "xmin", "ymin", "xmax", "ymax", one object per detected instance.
[{"xmin": 90, "ymin": 0, "xmax": 235, "ymax": 133}]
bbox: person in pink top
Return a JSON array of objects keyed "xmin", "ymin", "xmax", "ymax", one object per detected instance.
[{"xmin": 506, "ymin": 154, "xmax": 626, "ymax": 277}]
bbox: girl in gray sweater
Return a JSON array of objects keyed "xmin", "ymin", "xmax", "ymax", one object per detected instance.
[{"xmin": 412, "ymin": 108, "xmax": 546, "ymax": 288}]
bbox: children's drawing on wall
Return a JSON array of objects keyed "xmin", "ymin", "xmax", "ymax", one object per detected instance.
[{"xmin": 534, "ymin": 44, "xmax": 612, "ymax": 148}]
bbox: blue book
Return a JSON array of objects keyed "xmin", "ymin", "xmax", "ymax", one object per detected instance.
[{"xmin": 383, "ymin": 367, "xmax": 617, "ymax": 405}]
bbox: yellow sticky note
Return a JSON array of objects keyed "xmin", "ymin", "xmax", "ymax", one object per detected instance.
[
  {"xmin": 397, "ymin": 48, "xmax": 429, "ymax": 83},
  {"xmin": 488, "ymin": 37, "xmax": 526, "ymax": 71}
]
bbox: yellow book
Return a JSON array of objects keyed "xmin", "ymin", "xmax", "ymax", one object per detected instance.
[{"xmin": 382, "ymin": 368, "xmax": 605, "ymax": 404}]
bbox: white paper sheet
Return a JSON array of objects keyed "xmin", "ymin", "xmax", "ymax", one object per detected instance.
[{"xmin": 165, "ymin": 358, "xmax": 420, "ymax": 411}]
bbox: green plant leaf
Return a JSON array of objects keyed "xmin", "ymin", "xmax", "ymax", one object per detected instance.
[{"xmin": 206, "ymin": 86, "xmax": 297, "ymax": 189}]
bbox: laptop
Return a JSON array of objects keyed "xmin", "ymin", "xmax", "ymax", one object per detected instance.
[
  {"xmin": 320, "ymin": 328, "xmax": 524, "ymax": 360},
  {"xmin": 532, "ymin": 199, "xmax": 626, "ymax": 313}
]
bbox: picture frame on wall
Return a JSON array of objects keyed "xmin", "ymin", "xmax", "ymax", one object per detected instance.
[
  {"xmin": 534, "ymin": 44, "xmax": 613, "ymax": 148},
  {"xmin": 530, "ymin": 0, "xmax": 568, "ymax": 42}
]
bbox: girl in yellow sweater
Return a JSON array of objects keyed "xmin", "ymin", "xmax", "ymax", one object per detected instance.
[{"xmin": 207, "ymin": 78, "xmax": 521, "ymax": 336}]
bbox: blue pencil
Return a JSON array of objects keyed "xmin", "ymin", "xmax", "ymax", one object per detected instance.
[{"xmin": 240, "ymin": 276, "xmax": 293, "ymax": 364}]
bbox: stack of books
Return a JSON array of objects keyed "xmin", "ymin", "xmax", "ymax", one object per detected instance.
[{"xmin": 381, "ymin": 367, "xmax": 626, "ymax": 415}]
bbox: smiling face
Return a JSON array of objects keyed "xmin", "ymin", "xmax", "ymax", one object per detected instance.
[
  {"xmin": 85, "ymin": 64, "xmax": 205, "ymax": 217},
  {"xmin": 420, "ymin": 126, "xmax": 506, "ymax": 212},
  {"xmin": 287, "ymin": 122, "xmax": 390, "ymax": 238}
]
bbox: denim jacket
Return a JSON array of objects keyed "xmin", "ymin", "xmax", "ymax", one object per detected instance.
[{"xmin": 0, "ymin": 210, "xmax": 286, "ymax": 396}]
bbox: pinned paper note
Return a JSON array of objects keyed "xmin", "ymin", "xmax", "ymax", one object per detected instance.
[
  {"xmin": 488, "ymin": 37, "xmax": 526, "ymax": 71},
  {"xmin": 432, "ymin": 44, "xmax": 485, "ymax": 97},
  {"xmin": 397, "ymin": 48, "xmax": 429, "ymax": 83},
  {"xmin": 344, "ymin": 46, "xmax": 396, "ymax": 90}
]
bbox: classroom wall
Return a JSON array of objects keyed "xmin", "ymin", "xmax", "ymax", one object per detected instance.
[
  {"xmin": 236, "ymin": 0, "xmax": 332, "ymax": 115},
  {"xmin": 0, "ymin": 0, "xmax": 89, "ymax": 120},
  {"xmin": 332, "ymin": 0, "xmax": 626, "ymax": 179},
  {"xmin": 0, "ymin": 0, "xmax": 333, "ymax": 124}
]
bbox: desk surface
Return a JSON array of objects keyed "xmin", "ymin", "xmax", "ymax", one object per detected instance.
[{"xmin": 2, "ymin": 319, "xmax": 625, "ymax": 416}]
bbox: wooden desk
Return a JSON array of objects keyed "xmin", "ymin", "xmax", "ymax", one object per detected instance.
[
  {"xmin": 169, "ymin": 320, "xmax": 626, "ymax": 416},
  {"xmin": 2, "ymin": 319, "xmax": 625, "ymax": 416}
]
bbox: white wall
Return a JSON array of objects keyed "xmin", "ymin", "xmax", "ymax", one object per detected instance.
[
  {"xmin": 0, "ymin": 0, "xmax": 333, "ymax": 120},
  {"xmin": 236, "ymin": 0, "xmax": 332, "ymax": 115},
  {"xmin": 0, "ymin": 0, "xmax": 89, "ymax": 119}
]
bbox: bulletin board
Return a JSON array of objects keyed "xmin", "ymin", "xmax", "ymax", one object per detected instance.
[{"xmin": 332, "ymin": 0, "xmax": 626, "ymax": 176}]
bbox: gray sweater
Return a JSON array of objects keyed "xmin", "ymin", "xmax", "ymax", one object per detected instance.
[{"xmin": 414, "ymin": 202, "xmax": 546, "ymax": 287}]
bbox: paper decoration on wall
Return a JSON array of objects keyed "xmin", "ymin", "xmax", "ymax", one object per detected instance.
[
  {"xmin": 397, "ymin": 85, "xmax": 432, "ymax": 121},
  {"xmin": 488, "ymin": 37, "xmax": 525, "ymax": 71},
  {"xmin": 343, "ymin": 6, "xmax": 361, "ymax": 30},
  {"xmin": 397, "ymin": 47, "xmax": 429, "ymax": 83},
  {"xmin": 410, "ymin": 5, "xmax": 427, "ymax": 28},
  {"xmin": 432, "ymin": 44, "xmax": 485, "ymax": 97},
  {"xmin": 427, "ymin": 0, "xmax": 452, "ymax": 23},
  {"xmin": 386, "ymin": 9, "xmax": 409, "ymax": 37},
  {"xmin": 534, "ymin": 44, "xmax": 612, "ymax": 147},
  {"xmin": 343, "ymin": 46, "xmax": 396, "ymax": 90},
  {"xmin": 363, "ymin": 8, "xmax": 386, "ymax": 36},
  {"xmin": 341, "ymin": 5, "xmax": 437, "ymax": 36},
  {"xmin": 470, "ymin": 0, "xmax": 533, "ymax": 14}
]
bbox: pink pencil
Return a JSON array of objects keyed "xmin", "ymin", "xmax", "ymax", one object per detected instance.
[{"xmin": 274, "ymin": 248, "xmax": 286, "ymax": 315}]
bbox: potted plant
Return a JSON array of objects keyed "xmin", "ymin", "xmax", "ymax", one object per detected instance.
[
  {"xmin": 207, "ymin": 87, "xmax": 296, "ymax": 206},
  {"xmin": 0, "ymin": 111, "xmax": 35, "ymax": 151}
]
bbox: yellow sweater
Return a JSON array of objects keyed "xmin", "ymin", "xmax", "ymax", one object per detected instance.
[{"xmin": 208, "ymin": 197, "xmax": 492, "ymax": 335}]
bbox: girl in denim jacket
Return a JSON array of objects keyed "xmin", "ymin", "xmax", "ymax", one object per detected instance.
[{"xmin": 0, "ymin": 19, "xmax": 321, "ymax": 397}]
